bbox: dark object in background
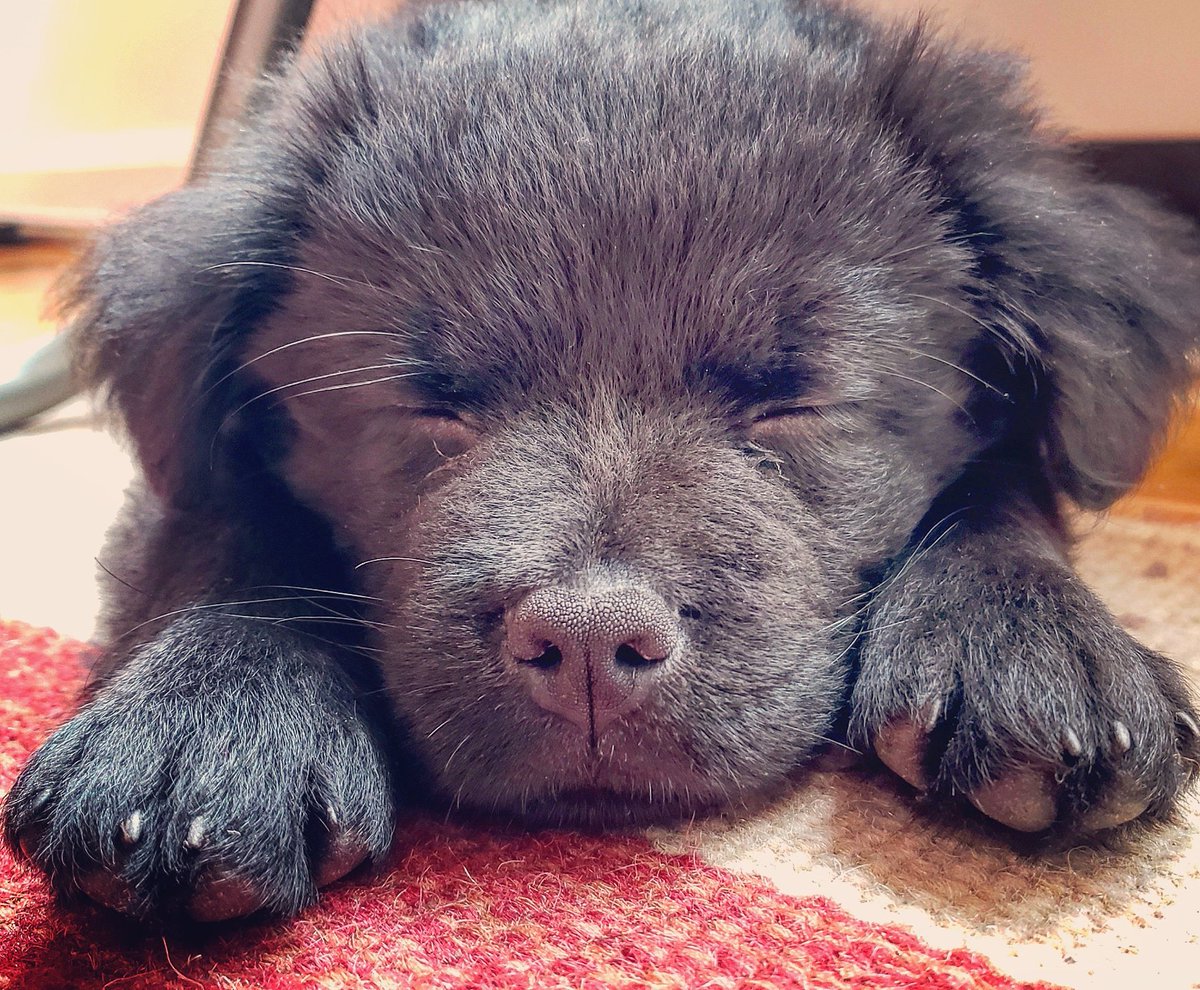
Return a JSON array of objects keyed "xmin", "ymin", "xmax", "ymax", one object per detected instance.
[
  {"xmin": 1084, "ymin": 140, "xmax": 1200, "ymax": 225},
  {"xmin": 4, "ymin": 0, "xmax": 1200, "ymax": 926},
  {"xmin": 0, "ymin": 0, "xmax": 316, "ymax": 434}
]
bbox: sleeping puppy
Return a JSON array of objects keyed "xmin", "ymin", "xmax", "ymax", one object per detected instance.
[{"xmin": 6, "ymin": 0, "xmax": 1200, "ymax": 923}]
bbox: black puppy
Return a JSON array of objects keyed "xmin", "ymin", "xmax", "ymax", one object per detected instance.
[{"xmin": 6, "ymin": 0, "xmax": 1200, "ymax": 923}]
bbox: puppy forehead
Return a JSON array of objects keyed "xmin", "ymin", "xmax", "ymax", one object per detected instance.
[
  {"xmin": 267, "ymin": 34, "xmax": 962, "ymax": 411},
  {"xmin": 290, "ymin": 177, "xmax": 943, "ymax": 412},
  {"xmin": 289, "ymin": 233, "xmax": 822, "ymax": 412}
]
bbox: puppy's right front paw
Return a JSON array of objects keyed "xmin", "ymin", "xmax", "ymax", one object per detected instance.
[{"xmin": 4, "ymin": 617, "xmax": 395, "ymax": 922}]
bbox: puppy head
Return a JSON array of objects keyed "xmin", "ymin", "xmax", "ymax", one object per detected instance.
[{"xmin": 68, "ymin": 1, "xmax": 1199, "ymax": 823}]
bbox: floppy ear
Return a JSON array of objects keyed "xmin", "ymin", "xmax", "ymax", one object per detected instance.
[
  {"xmin": 871, "ymin": 23, "xmax": 1200, "ymax": 508},
  {"xmin": 61, "ymin": 178, "xmax": 300, "ymax": 509},
  {"xmin": 1006, "ymin": 180, "xmax": 1200, "ymax": 507},
  {"xmin": 62, "ymin": 25, "xmax": 402, "ymax": 510}
]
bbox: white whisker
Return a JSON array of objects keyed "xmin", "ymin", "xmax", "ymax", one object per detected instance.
[
  {"xmin": 876, "ymin": 367, "xmax": 970, "ymax": 416},
  {"xmin": 355, "ymin": 555, "xmax": 434, "ymax": 570},
  {"xmin": 205, "ymin": 330, "xmax": 402, "ymax": 395},
  {"xmin": 288, "ymin": 373, "xmax": 421, "ymax": 400},
  {"xmin": 200, "ymin": 260, "xmax": 375, "ymax": 290},
  {"xmin": 225, "ymin": 363, "xmax": 403, "ymax": 420},
  {"xmin": 879, "ymin": 340, "xmax": 1009, "ymax": 398},
  {"xmin": 908, "ymin": 291, "xmax": 1009, "ymax": 348}
]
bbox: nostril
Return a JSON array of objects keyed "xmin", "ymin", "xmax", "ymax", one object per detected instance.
[
  {"xmin": 507, "ymin": 582, "xmax": 679, "ymax": 672},
  {"xmin": 520, "ymin": 644, "xmax": 563, "ymax": 670},
  {"xmin": 614, "ymin": 643, "xmax": 663, "ymax": 667}
]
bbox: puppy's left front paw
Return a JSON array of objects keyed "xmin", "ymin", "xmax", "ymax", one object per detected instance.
[{"xmin": 851, "ymin": 551, "xmax": 1200, "ymax": 837}]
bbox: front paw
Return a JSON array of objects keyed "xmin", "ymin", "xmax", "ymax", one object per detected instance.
[
  {"xmin": 850, "ymin": 550, "xmax": 1199, "ymax": 837},
  {"xmin": 4, "ymin": 616, "xmax": 394, "ymax": 921}
]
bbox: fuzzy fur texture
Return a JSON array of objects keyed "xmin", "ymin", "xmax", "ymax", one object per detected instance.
[{"xmin": 5, "ymin": 0, "xmax": 1200, "ymax": 923}]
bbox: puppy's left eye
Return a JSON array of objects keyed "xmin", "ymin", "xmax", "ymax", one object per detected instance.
[{"xmin": 411, "ymin": 408, "xmax": 479, "ymax": 458}]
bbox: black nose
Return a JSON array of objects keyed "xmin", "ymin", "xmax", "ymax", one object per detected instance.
[{"xmin": 506, "ymin": 580, "xmax": 679, "ymax": 739}]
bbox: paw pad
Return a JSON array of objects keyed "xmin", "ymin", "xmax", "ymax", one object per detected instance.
[{"xmin": 965, "ymin": 767, "xmax": 1058, "ymax": 833}]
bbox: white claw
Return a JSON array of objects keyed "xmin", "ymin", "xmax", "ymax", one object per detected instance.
[
  {"xmin": 184, "ymin": 816, "xmax": 207, "ymax": 850},
  {"xmin": 1177, "ymin": 711, "xmax": 1200, "ymax": 739},
  {"xmin": 1111, "ymin": 721, "xmax": 1133, "ymax": 755},
  {"xmin": 1062, "ymin": 728, "xmax": 1083, "ymax": 759},
  {"xmin": 921, "ymin": 699, "xmax": 942, "ymax": 732},
  {"xmin": 119, "ymin": 811, "xmax": 143, "ymax": 847}
]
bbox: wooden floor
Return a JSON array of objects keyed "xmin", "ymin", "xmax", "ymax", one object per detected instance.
[
  {"xmin": 1140, "ymin": 412, "xmax": 1200, "ymax": 515},
  {"xmin": 1, "ymin": 238, "xmax": 1198, "ymax": 513}
]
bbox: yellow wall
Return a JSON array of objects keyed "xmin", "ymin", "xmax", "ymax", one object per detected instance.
[
  {"xmin": 865, "ymin": 0, "xmax": 1200, "ymax": 140},
  {"xmin": 0, "ymin": 0, "xmax": 231, "ymax": 173},
  {"xmin": 5, "ymin": 0, "xmax": 1196, "ymax": 177}
]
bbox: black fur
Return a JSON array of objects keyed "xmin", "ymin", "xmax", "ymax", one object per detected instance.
[{"xmin": 5, "ymin": 0, "xmax": 1199, "ymax": 922}]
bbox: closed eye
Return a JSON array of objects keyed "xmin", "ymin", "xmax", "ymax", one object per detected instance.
[
  {"xmin": 743, "ymin": 400, "xmax": 856, "ymax": 441},
  {"xmin": 412, "ymin": 407, "xmax": 469, "ymax": 423},
  {"xmin": 407, "ymin": 407, "xmax": 480, "ymax": 458},
  {"xmin": 751, "ymin": 404, "xmax": 827, "ymax": 422}
]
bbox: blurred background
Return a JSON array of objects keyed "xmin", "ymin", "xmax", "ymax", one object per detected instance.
[
  {"xmin": 0, "ymin": 0, "xmax": 1196, "ymax": 633},
  {"xmin": 3, "ymin": 0, "xmax": 1199, "ymax": 230}
]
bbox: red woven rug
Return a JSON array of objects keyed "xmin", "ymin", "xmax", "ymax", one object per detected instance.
[{"xmin": 0, "ymin": 620, "xmax": 1055, "ymax": 989}]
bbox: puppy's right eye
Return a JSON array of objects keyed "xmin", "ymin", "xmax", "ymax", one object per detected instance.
[{"xmin": 411, "ymin": 409, "xmax": 479, "ymax": 459}]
